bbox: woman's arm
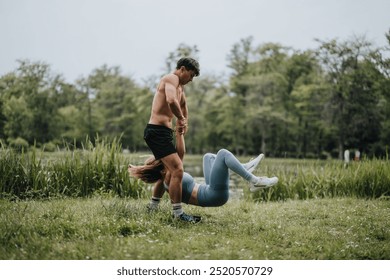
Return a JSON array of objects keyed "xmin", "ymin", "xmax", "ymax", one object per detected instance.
[
  {"xmin": 180, "ymin": 92, "xmax": 188, "ymax": 135},
  {"xmin": 175, "ymin": 130, "xmax": 186, "ymax": 161}
]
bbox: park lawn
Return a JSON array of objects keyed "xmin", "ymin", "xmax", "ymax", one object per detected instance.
[{"xmin": 0, "ymin": 196, "xmax": 389, "ymax": 260}]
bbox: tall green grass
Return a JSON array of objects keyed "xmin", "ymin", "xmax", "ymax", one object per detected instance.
[
  {"xmin": 0, "ymin": 138, "xmax": 145, "ymax": 199},
  {"xmin": 249, "ymin": 158, "xmax": 390, "ymax": 201},
  {"xmin": 1, "ymin": 140, "xmax": 389, "ymax": 201}
]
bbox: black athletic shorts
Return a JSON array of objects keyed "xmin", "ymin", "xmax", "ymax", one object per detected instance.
[{"xmin": 144, "ymin": 124, "xmax": 176, "ymax": 160}]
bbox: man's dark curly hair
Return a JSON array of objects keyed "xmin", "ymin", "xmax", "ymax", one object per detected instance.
[{"xmin": 176, "ymin": 57, "xmax": 200, "ymax": 76}]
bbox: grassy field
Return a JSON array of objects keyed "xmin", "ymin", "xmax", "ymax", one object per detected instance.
[
  {"xmin": 1, "ymin": 142, "xmax": 390, "ymax": 260},
  {"xmin": 1, "ymin": 196, "xmax": 389, "ymax": 260}
]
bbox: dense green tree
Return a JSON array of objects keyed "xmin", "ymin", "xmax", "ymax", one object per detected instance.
[
  {"xmin": 3, "ymin": 95, "xmax": 32, "ymax": 141},
  {"xmin": 227, "ymin": 42, "xmax": 292, "ymax": 155},
  {"xmin": 225, "ymin": 37, "xmax": 254, "ymax": 154},
  {"xmin": 227, "ymin": 37, "xmax": 253, "ymax": 77},
  {"xmin": 287, "ymin": 51, "xmax": 328, "ymax": 157},
  {"xmin": 1, "ymin": 33, "xmax": 389, "ymax": 158},
  {"xmin": 185, "ymin": 74, "xmax": 223, "ymax": 153},
  {"xmin": 248, "ymin": 43, "xmax": 291, "ymax": 155},
  {"xmin": 316, "ymin": 37, "xmax": 384, "ymax": 158},
  {"xmin": 0, "ymin": 60, "xmax": 64, "ymax": 145},
  {"xmin": 371, "ymin": 30, "xmax": 390, "ymax": 156},
  {"xmin": 79, "ymin": 65, "xmax": 151, "ymax": 150}
]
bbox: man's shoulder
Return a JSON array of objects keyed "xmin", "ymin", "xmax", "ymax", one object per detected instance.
[{"xmin": 161, "ymin": 73, "xmax": 179, "ymax": 85}]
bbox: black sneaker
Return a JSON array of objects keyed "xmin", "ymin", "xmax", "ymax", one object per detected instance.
[
  {"xmin": 177, "ymin": 212, "xmax": 201, "ymax": 223},
  {"xmin": 146, "ymin": 203, "xmax": 159, "ymax": 212}
]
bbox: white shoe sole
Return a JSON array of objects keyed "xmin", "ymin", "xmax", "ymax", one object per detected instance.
[
  {"xmin": 246, "ymin": 153, "xmax": 264, "ymax": 173},
  {"xmin": 250, "ymin": 177, "xmax": 278, "ymax": 192}
]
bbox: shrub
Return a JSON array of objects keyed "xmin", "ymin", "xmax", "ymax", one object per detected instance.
[
  {"xmin": 42, "ymin": 141, "xmax": 58, "ymax": 152},
  {"xmin": 8, "ymin": 137, "xmax": 29, "ymax": 152}
]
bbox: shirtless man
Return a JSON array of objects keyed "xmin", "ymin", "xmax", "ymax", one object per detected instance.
[{"xmin": 143, "ymin": 57, "xmax": 200, "ymax": 222}]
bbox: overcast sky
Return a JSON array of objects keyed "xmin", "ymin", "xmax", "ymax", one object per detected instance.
[{"xmin": 1, "ymin": 0, "xmax": 389, "ymax": 84}]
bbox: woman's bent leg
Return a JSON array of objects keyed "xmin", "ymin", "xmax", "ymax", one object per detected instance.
[
  {"xmin": 209, "ymin": 149, "xmax": 257, "ymax": 189},
  {"xmin": 202, "ymin": 153, "xmax": 216, "ymax": 185}
]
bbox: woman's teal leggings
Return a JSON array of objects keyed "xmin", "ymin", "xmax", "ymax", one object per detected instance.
[{"xmin": 197, "ymin": 149, "xmax": 255, "ymax": 207}]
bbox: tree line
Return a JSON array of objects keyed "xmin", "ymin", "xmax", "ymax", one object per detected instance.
[{"xmin": 1, "ymin": 32, "xmax": 389, "ymax": 159}]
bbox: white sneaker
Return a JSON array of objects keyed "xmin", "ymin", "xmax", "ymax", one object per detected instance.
[
  {"xmin": 250, "ymin": 176, "xmax": 278, "ymax": 192},
  {"xmin": 244, "ymin": 153, "xmax": 264, "ymax": 173}
]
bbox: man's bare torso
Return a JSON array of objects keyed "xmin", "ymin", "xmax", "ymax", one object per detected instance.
[{"xmin": 149, "ymin": 73, "xmax": 184, "ymax": 128}]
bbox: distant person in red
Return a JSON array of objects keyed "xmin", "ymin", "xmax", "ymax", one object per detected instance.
[{"xmin": 354, "ymin": 150, "xmax": 360, "ymax": 161}]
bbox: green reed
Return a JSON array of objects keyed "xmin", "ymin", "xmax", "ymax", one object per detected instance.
[
  {"xmin": 0, "ymin": 137, "xmax": 146, "ymax": 199},
  {"xmin": 250, "ymin": 158, "xmax": 390, "ymax": 202},
  {"xmin": 1, "ymin": 141, "xmax": 389, "ymax": 201}
]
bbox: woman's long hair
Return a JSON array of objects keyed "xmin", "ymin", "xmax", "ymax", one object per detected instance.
[{"xmin": 128, "ymin": 156, "xmax": 165, "ymax": 183}]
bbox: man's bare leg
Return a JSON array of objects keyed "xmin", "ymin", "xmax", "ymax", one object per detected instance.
[
  {"xmin": 160, "ymin": 153, "xmax": 200, "ymax": 222},
  {"xmin": 160, "ymin": 153, "xmax": 184, "ymax": 216},
  {"xmin": 147, "ymin": 179, "xmax": 166, "ymax": 211}
]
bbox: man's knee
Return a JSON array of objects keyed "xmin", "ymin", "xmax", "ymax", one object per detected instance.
[
  {"xmin": 161, "ymin": 154, "xmax": 183, "ymax": 174},
  {"xmin": 170, "ymin": 166, "xmax": 184, "ymax": 179}
]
